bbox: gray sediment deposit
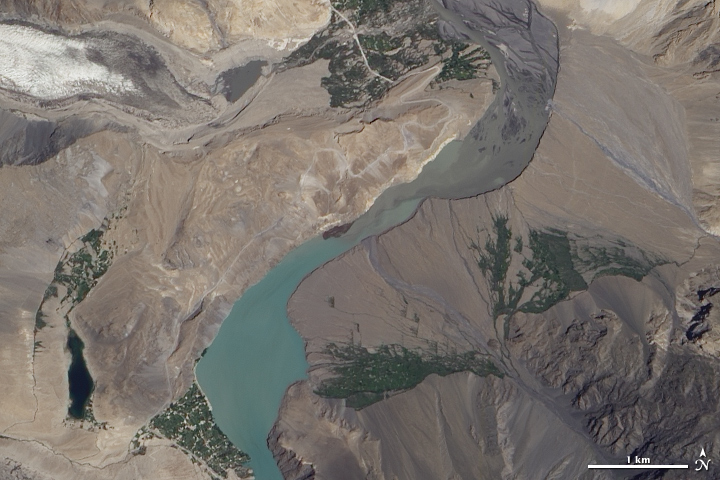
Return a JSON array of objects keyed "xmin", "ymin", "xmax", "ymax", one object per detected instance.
[
  {"xmin": 218, "ymin": 61, "xmax": 267, "ymax": 103},
  {"xmin": 353, "ymin": 0, "xmax": 559, "ymax": 228},
  {"xmin": 435, "ymin": 0, "xmax": 560, "ymax": 196}
]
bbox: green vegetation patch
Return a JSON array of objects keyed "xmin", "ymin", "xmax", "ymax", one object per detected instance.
[
  {"xmin": 35, "ymin": 310, "xmax": 47, "ymax": 330},
  {"xmin": 53, "ymin": 228, "xmax": 113, "ymax": 306},
  {"xmin": 150, "ymin": 383, "xmax": 250, "ymax": 479},
  {"xmin": 359, "ymin": 32, "xmax": 402, "ymax": 53},
  {"xmin": 316, "ymin": 343, "xmax": 502, "ymax": 408},
  {"xmin": 436, "ymin": 42, "xmax": 491, "ymax": 82},
  {"xmin": 573, "ymin": 241, "xmax": 662, "ymax": 282},
  {"xmin": 334, "ymin": 0, "xmax": 396, "ymax": 22},
  {"xmin": 469, "ymin": 215, "xmax": 664, "ymax": 321},
  {"xmin": 34, "ymin": 226, "xmax": 113, "ymax": 344},
  {"xmin": 520, "ymin": 230, "xmax": 588, "ymax": 314},
  {"xmin": 469, "ymin": 216, "xmax": 588, "ymax": 318},
  {"xmin": 281, "ymin": 0, "xmax": 491, "ymax": 107},
  {"xmin": 472, "ymin": 215, "xmax": 517, "ymax": 317}
]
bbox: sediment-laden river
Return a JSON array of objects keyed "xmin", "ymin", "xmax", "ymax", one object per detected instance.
[{"xmin": 196, "ymin": 0, "xmax": 558, "ymax": 478}]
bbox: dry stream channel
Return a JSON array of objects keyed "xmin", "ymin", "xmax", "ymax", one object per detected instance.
[{"xmin": 196, "ymin": 0, "xmax": 559, "ymax": 478}]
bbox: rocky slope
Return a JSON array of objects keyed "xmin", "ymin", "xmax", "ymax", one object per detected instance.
[{"xmin": 272, "ymin": 1, "xmax": 720, "ymax": 478}]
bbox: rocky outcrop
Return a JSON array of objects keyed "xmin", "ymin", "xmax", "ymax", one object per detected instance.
[
  {"xmin": 268, "ymin": 422, "xmax": 316, "ymax": 480},
  {"xmin": 0, "ymin": 110, "xmax": 106, "ymax": 166},
  {"xmin": 506, "ymin": 272, "xmax": 720, "ymax": 469}
]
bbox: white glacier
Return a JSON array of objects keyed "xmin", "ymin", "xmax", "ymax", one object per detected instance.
[{"xmin": 0, "ymin": 24, "xmax": 137, "ymax": 100}]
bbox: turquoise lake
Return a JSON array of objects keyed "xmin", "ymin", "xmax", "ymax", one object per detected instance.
[
  {"xmin": 195, "ymin": 194, "xmax": 424, "ymax": 480},
  {"xmin": 195, "ymin": 3, "xmax": 555, "ymax": 474}
]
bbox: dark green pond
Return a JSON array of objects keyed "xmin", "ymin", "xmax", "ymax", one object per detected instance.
[{"xmin": 67, "ymin": 329, "xmax": 93, "ymax": 419}]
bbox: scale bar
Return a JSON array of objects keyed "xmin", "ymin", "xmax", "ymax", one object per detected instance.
[{"xmin": 588, "ymin": 465, "xmax": 688, "ymax": 469}]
